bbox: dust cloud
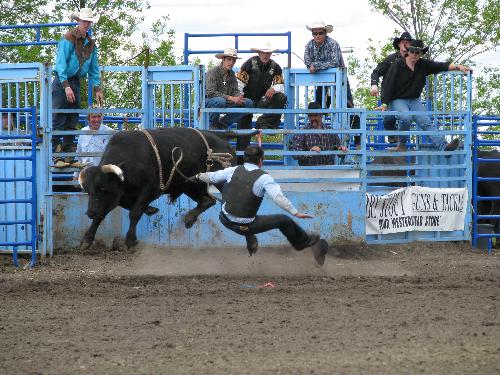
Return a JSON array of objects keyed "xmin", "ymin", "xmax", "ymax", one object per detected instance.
[{"xmin": 131, "ymin": 243, "xmax": 412, "ymax": 277}]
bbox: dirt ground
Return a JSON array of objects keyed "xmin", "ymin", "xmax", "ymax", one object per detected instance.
[{"xmin": 0, "ymin": 241, "xmax": 499, "ymax": 374}]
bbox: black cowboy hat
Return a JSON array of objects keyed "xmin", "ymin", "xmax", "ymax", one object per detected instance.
[
  {"xmin": 408, "ymin": 39, "xmax": 429, "ymax": 54},
  {"xmin": 392, "ymin": 31, "xmax": 414, "ymax": 50}
]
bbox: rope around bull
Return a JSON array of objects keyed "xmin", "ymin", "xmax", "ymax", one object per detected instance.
[{"xmin": 140, "ymin": 128, "xmax": 232, "ymax": 198}]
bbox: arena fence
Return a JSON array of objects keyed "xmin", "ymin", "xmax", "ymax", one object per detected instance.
[
  {"xmin": 0, "ymin": 107, "xmax": 38, "ymax": 267},
  {"xmin": 0, "ymin": 60, "xmax": 475, "ymax": 263}
]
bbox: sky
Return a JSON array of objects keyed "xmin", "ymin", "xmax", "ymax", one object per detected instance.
[
  {"xmin": 141, "ymin": 0, "xmax": 498, "ymax": 71},
  {"xmin": 142, "ymin": 0, "xmax": 394, "ymax": 68}
]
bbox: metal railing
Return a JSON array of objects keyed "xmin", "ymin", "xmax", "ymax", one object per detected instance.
[
  {"xmin": 0, "ymin": 22, "xmax": 77, "ymax": 48},
  {"xmin": 472, "ymin": 115, "xmax": 500, "ymax": 254},
  {"xmin": 0, "ymin": 107, "xmax": 38, "ymax": 267},
  {"xmin": 183, "ymin": 32, "xmax": 292, "ymax": 67}
]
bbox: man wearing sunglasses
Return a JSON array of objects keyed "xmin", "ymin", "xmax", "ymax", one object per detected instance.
[
  {"xmin": 370, "ymin": 31, "xmax": 414, "ymax": 144},
  {"xmin": 304, "ymin": 21, "xmax": 353, "ymax": 106},
  {"xmin": 378, "ymin": 40, "xmax": 471, "ymax": 152},
  {"xmin": 304, "ymin": 21, "xmax": 359, "ymax": 149}
]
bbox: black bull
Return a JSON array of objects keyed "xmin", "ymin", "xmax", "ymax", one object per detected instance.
[
  {"xmin": 78, "ymin": 127, "xmax": 256, "ymax": 248},
  {"xmin": 477, "ymin": 150, "xmax": 500, "ymax": 233}
]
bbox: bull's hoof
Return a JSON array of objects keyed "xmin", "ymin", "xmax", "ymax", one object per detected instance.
[
  {"xmin": 126, "ymin": 238, "xmax": 138, "ymax": 249},
  {"xmin": 79, "ymin": 241, "xmax": 93, "ymax": 250},
  {"xmin": 183, "ymin": 213, "xmax": 197, "ymax": 229},
  {"xmin": 145, "ymin": 206, "xmax": 159, "ymax": 216}
]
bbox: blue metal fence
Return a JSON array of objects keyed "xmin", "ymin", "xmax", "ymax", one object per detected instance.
[
  {"xmin": 0, "ymin": 58, "xmax": 475, "ymax": 257},
  {"xmin": 183, "ymin": 32, "xmax": 292, "ymax": 67},
  {"xmin": 0, "ymin": 107, "xmax": 38, "ymax": 267},
  {"xmin": 0, "ymin": 22, "xmax": 77, "ymax": 48},
  {"xmin": 472, "ymin": 115, "xmax": 500, "ymax": 254}
]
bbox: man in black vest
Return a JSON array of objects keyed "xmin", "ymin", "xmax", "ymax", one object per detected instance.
[
  {"xmin": 188, "ymin": 145, "xmax": 329, "ymax": 266},
  {"xmin": 235, "ymin": 43, "xmax": 287, "ymax": 158}
]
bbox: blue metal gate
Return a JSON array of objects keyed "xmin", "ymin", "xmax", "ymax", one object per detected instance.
[
  {"xmin": 0, "ymin": 106, "xmax": 38, "ymax": 267},
  {"xmin": 0, "ymin": 60, "xmax": 475, "ymax": 257},
  {"xmin": 472, "ymin": 115, "xmax": 500, "ymax": 254}
]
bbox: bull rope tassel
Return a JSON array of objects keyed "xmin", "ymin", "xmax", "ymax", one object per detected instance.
[
  {"xmin": 188, "ymin": 128, "xmax": 233, "ymax": 170},
  {"xmin": 187, "ymin": 128, "xmax": 233, "ymax": 203}
]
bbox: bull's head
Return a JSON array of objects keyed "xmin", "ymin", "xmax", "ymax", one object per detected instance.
[{"xmin": 78, "ymin": 164, "xmax": 125, "ymax": 220}]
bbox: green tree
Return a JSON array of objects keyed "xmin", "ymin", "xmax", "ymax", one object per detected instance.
[
  {"xmin": 367, "ymin": 0, "xmax": 500, "ymax": 61},
  {"xmin": 0, "ymin": 0, "xmax": 177, "ymax": 110},
  {"xmin": 358, "ymin": 0, "xmax": 500, "ymax": 115}
]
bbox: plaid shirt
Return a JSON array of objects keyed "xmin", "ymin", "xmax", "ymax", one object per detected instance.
[
  {"xmin": 205, "ymin": 64, "xmax": 240, "ymax": 99},
  {"xmin": 289, "ymin": 124, "xmax": 342, "ymax": 165},
  {"xmin": 304, "ymin": 36, "xmax": 345, "ymax": 70}
]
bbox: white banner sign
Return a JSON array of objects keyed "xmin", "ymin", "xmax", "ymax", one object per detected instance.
[{"xmin": 366, "ymin": 186, "xmax": 468, "ymax": 235}]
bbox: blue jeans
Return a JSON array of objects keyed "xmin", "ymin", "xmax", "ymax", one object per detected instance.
[
  {"xmin": 390, "ymin": 98, "xmax": 447, "ymax": 150},
  {"xmin": 52, "ymin": 74, "xmax": 81, "ymax": 152},
  {"xmin": 205, "ymin": 96, "xmax": 253, "ymax": 125}
]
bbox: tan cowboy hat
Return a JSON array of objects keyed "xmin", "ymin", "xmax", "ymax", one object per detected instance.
[
  {"xmin": 250, "ymin": 41, "xmax": 277, "ymax": 53},
  {"xmin": 74, "ymin": 8, "xmax": 98, "ymax": 22},
  {"xmin": 306, "ymin": 21, "xmax": 333, "ymax": 33},
  {"xmin": 215, "ymin": 48, "xmax": 241, "ymax": 59}
]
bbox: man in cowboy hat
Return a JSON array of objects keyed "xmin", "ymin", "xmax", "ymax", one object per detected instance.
[
  {"xmin": 235, "ymin": 41, "xmax": 287, "ymax": 157},
  {"xmin": 205, "ymin": 48, "xmax": 253, "ymax": 130},
  {"xmin": 289, "ymin": 102, "xmax": 347, "ymax": 166},
  {"xmin": 52, "ymin": 7, "xmax": 104, "ymax": 168},
  {"xmin": 370, "ymin": 31, "xmax": 414, "ymax": 144},
  {"xmin": 304, "ymin": 21, "xmax": 354, "ymax": 106},
  {"xmin": 378, "ymin": 39, "xmax": 471, "ymax": 152},
  {"xmin": 304, "ymin": 21, "xmax": 360, "ymax": 149}
]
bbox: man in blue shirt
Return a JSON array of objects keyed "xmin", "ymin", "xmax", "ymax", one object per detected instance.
[
  {"xmin": 52, "ymin": 8, "xmax": 104, "ymax": 167},
  {"xmin": 188, "ymin": 145, "xmax": 329, "ymax": 266}
]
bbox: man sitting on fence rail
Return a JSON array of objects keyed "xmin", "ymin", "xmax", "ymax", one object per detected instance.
[
  {"xmin": 370, "ymin": 31, "xmax": 414, "ymax": 144},
  {"xmin": 52, "ymin": 8, "xmax": 104, "ymax": 167},
  {"xmin": 377, "ymin": 39, "xmax": 471, "ymax": 153},
  {"xmin": 187, "ymin": 145, "xmax": 329, "ymax": 265},
  {"xmin": 205, "ymin": 48, "xmax": 253, "ymax": 130},
  {"xmin": 289, "ymin": 102, "xmax": 347, "ymax": 166},
  {"xmin": 236, "ymin": 41, "xmax": 287, "ymax": 129}
]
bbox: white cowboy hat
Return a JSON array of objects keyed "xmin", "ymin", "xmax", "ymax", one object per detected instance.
[
  {"xmin": 74, "ymin": 8, "xmax": 98, "ymax": 22},
  {"xmin": 250, "ymin": 41, "xmax": 277, "ymax": 53},
  {"xmin": 215, "ymin": 48, "xmax": 241, "ymax": 59},
  {"xmin": 306, "ymin": 21, "xmax": 333, "ymax": 33}
]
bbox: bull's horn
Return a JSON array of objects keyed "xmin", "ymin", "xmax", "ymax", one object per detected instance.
[
  {"xmin": 101, "ymin": 164, "xmax": 125, "ymax": 182},
  {"xmin": 78, "ymin": 167, "xmax": 88, "ymax": 190}
]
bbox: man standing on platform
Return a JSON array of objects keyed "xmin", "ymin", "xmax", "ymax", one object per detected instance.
[{"xmin": 52, "ymin": 8, "xmax": 103, "ymax": 168}]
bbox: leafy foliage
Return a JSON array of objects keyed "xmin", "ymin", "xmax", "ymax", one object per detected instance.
[
  {"xmin": 350, "ymin": 0, "xmax": 500, "ymax": 115},
  {"xmin": 367, "ymin": 0, "xmax": 500, "ymax": 61},
  {"xmin": 1, "ymin": 0, "xmax": 177, "ymax": 110}
]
